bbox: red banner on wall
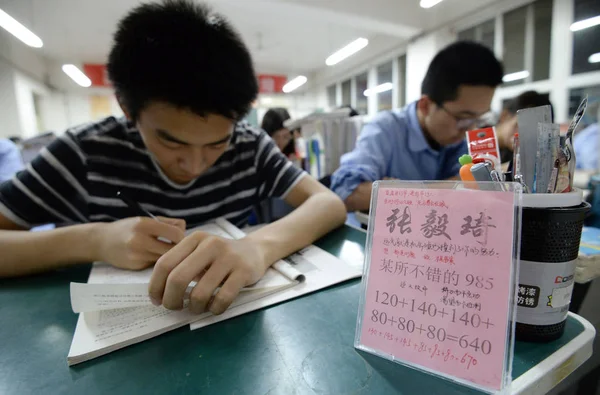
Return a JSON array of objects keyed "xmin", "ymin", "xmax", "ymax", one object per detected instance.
[
  {"xmin": 83, "ymin": 64, "xmax": 112, "ymax": 87},
  {"xmin": 258, "ymin": 74, "xmax": 287, "ymax": 93}
]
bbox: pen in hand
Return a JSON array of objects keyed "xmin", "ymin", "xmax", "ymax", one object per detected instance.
[
  {"xmin": 117, "ymin": 190, "xmax": 174, "ymax": 244},
  {"xmin": 117, "ymin": 191, "xmax": 158, "ymax": 219}
]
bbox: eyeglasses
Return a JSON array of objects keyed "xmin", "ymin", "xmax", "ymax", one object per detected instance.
[{"xmin": 436, "ymin": 103, "xmax": 493, "ymax": 130}]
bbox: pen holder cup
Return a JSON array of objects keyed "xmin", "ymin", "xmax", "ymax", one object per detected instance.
[{"xmin": 515, "ymin": 190, "xmax": 589, "ymax": 342}]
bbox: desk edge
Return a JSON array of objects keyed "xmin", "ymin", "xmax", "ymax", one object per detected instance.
[{"xmin": 511, "ymin": 312, "xmax": 596, "ymax": 395}]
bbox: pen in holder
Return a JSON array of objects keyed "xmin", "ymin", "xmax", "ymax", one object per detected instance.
[{"xmin": 515, "ymin": 189, "xmax": 590, "ymax": 342}]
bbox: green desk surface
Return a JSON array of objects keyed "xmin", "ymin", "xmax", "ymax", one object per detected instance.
[{"xmin": 0, "ymin": 225, "xmax": 593, "ymax": 395}]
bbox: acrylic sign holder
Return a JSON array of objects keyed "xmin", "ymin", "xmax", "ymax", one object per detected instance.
[{"xmin": 355, "ymin": 181, "xmax": 522, "ymax": 394}]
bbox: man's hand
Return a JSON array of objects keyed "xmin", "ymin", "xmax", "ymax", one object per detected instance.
[
  {"xmin": 344, "ymin": 181, "xmax": 373, "ymax": 212},
  {"xmin": 345, "ymin": 179, "xmax": 396, "ymax": 212},
  {"xmin": 148, "ymin": 232, "xmax": 268, "ymax": 315},
  {"xmin": 96, "ymin": 216, "xmax": 186, "ymax": 270}
]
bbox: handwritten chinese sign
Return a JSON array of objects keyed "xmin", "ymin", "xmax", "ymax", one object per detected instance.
[{"xmin": 358, "ymin": 186, "xmax": 516, "ymax": 391}]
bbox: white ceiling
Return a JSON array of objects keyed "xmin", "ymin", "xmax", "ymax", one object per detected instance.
[{"xmin": 0, "ymin": 0, "xmax": 499, "ymax": 76}]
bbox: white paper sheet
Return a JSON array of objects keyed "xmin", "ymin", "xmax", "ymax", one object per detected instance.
[{"xmin": 71, "ymin": 283, "xmax": 151, "ymax": 313}]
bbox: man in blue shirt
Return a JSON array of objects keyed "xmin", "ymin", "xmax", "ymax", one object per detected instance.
[
  {"xmin": 331, "ymin": 41, "xmax": 504, "ymax": 211},
  {"xmin": 0, "ymin": 139, "xmax": 24, "ymax": 183}
]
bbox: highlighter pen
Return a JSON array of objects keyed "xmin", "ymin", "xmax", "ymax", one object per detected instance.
[{"xmin": 117, "ymin": 191, "xmax": 158, "ymax": 219}]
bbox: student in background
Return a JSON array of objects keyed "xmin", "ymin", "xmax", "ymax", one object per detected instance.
[
  {"xmin": 0, "ymin": 139, "xmax": 24, "ymax": 183},
  {"xmin": 257, "ymin": 108, "xmax": 299, "ymax": 223},
  {"xmin": 331, "ymin": 41, "xmax": 504, "ymax": 212},
  {"xmin": 496, "ymin": 91, "xmax": 553, "ymax": 163},
  {"xmin": 0, "ymin": 0, "xmax": 346, "ymax": 316},
  {"xmin": 261, "ymin": 108, "xmax": 295, "ymax": 158}
]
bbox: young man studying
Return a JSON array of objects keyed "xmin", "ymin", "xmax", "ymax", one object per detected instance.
[
  {"xmin": 331, "ymin": 41, "xmax": 504, "ymax": 212},
  {"xmin": 0, "ymin": 0, "xmax": 346, "ymax": 316}
]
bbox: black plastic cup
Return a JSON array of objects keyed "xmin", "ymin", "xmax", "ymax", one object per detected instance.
[{"xmin": 515, "ymin": 201, "xmax": 590, "ymax": 342}]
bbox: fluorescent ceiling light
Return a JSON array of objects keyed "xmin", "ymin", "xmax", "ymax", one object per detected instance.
[
  {"xmin": 282, "ymin": 76, "xmax": 307, "ymax": 93},
  {"xmin": 570, "ymin": 15, "xmax": 600, "ymax": 32},
  {"xmin": 62, "ymin": 64, "xmax": 92, "ymax": 87},
  {"xmin": 364, "ymin": 82, "xmax": 393, "ymax": 97},
  {"xmin": 0, "ymin": 8, "xmax": 43, "ymax": 48},
  {"xmin": 589, "ymin": 52, "xmax": 600, "ymax": 64},
  {"xmin": 420, "ymin": 0, "xmax": 444, "ymax": 8},
  {"xmin": 325, "ymin": 38, "xmax": 369, "ymax": 66},
  {"xmin": 502, "ymin": 70, "xmax": 529, "ymax": 83}
]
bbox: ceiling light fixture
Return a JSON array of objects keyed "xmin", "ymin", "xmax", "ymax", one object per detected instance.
[
  {"xmin": 570, "ymin": 15, "xmax": 600, "ymax": 32},
  {"xmin": 282, "ymin": 76, "xmax": 307, "ymax": 93},
  {"xmin": 588, "ymin": 52, "xmax": 600, "ymax": 64},
  {"xmin": 502, "ymin": 70, "xmax": 530, "ymax": 83},
  {"xmin": 420, "ymin": 0, "xmax": 444, "ymax": 9},
  {"xmin": 0, "ymin": 8, "xmax": 43, "ymax": 48},
  {"xmin": 62, "ymin": 64, "xmax": 92, "ymax": 87},
  {"xmin": 325, "ymin": 38, "xmax": 369, "ymax": 66},
  {"xmin": 364, "ymin": 82, "xmax": 393, "ymax": 97}
]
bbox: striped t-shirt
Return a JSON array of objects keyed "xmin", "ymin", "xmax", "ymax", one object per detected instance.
[{"xmin": 0, "ymin": 117, "xmax": 305, "ymax": 229}]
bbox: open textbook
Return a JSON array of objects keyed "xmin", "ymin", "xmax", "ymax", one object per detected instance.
[
  {"xmin": 67, "ymin": 219, "xmax": 363, "ymax": 365},
  {"xmin": 188, "ymin": 221, "xmax": 363, "ymax": 331}
]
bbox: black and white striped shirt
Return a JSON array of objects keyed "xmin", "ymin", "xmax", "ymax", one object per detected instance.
[{"xmin": 0, "ymin": 117, "xmax": 305, "ymax": 229}]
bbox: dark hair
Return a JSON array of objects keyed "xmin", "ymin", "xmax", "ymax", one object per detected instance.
[
  {"xmin": 506, "ymin": 90, "xmax": 554, "ymax": 121},
  {"xmin": 421, "ymin": 41, "xmax": 504, "ymax": 104},
  {"xmin": 261, "ymin": 108, "xmax": 295, "ymax": 156},
  {"xmin": 261, "ymin": 108, "xmax": 291, "ymax": 136},
  {"xmin": 107, "ymin": 0, "xmax": 258, "ymax": 121}
]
